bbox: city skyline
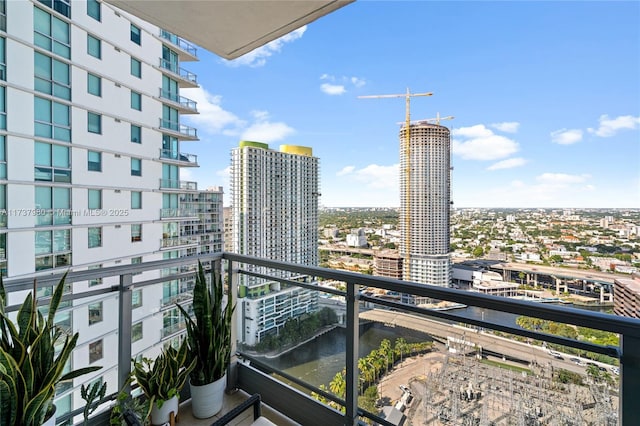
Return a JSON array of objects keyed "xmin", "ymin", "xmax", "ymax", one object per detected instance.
[{"xmin": 180, "ymin": 1, "xmax": 640, "ymax": 209}]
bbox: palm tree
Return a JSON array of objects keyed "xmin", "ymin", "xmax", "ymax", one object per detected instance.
[
  {"xmin": 380, "ymin": 339, "xmax": 393, "ymax": 373},
  {"xmin": 329, "ymin": 369, "xmax": 346, "ymax": 399},
  {"xmin": 394, "ymin": 337, "xmax": 408, "ymax": 363}
]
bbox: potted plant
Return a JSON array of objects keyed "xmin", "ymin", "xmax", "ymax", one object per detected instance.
[
  {"xmin": 132, "ymin": 340, "xmax": 195, "ymax": 425},
  {"xmin": 0, "ymin": 274, "xmax": 101, "ymax": 425},
  {"xmin": 176, "ymin": 261, "xmax": 234, "ymax": 418}
]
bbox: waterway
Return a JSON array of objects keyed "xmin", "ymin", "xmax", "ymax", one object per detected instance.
[{"xmin": 259, "ymin": 303, "xmax": 612, "ymax": 390}]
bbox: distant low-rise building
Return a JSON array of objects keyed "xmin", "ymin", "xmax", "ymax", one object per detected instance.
[
  {"xmin": 614, "ymin": 273, "xmax": 640, "ymax": 319},
  {"xmin": 346, "ymin": 228, "xmax": 367, "ymax": 247}
]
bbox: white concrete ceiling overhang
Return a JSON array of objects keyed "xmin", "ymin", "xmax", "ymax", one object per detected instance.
[{"xmin": 106, "ymin": 0, "xmax": 354, "ymax": 59}]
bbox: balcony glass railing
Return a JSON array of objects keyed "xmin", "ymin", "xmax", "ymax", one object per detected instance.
[
  {"xmin": 159, "ymin": 118, "xmax": 198, "ymax": 139},
  {"xmin": 2, "ymin": 253, "xmax": 637, "ymax": 425},
  {"xmin": 159, "ymin": 29, "xmax": 197, "ymax": 57},
  {"xmin": 160, "ymin": 236, "xmax": 199, "ymax": 248},
  {"xmin": 158, "ymin": 58, "xmax": 198, "ymax": 84},
  {"xmin": 159, "ymin": 179, "xmax": 198, "ymax": 190},
  {"xmin": 159, "ymin": 148, "xmax": 198, "ymax": 165},
  {"xmin": 158, "ymin": 88, "xmax": 198, "ymax": 112},
  {"xmin": 159, "ymin": 207, "xmax": 197, "ymax": 219}
]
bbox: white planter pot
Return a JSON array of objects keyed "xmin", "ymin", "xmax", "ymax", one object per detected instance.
[
  {"xmin": 150, "ymin": 395, "xmax": 179, "ymax": 426},
  {"xmin": 190, "ymin": 374, "xmax": 226, "ymax": 419}
]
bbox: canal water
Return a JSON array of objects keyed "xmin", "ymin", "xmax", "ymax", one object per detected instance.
[{"xmin": 261, "ymin": 303, "xmax": 612, "ymax": 389}]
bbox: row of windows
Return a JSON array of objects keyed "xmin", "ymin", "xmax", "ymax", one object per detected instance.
[{"xmin": 88, "ymin": 224, "xmax": 143, "ymax": 248}]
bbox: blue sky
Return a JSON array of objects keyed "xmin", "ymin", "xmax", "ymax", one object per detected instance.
[{"xmin": 180, "ymin": 1, "xmax": 640, "ymax": 208}]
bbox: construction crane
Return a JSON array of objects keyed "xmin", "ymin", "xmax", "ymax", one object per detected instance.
[
  {"xmin": 402, "ymin": 112, "xmax": 454, "ymax": 126},
  {"xmin": 358, "ymin": 88, "xmax": 432, "ymax": 278}
]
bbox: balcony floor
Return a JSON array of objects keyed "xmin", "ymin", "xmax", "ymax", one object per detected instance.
[{"xmin": 178, "ymin": 389, "xmax": 300, "ymax": 426}]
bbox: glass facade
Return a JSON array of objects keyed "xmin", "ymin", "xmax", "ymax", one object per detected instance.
[
  {"xmin": 34, "ymin": 7, "xmax": 70, "ymax": 58},
  {"xmin": 34, "ymin": 51, "xmax": 70, "ymax": 100},
  {"xmin": 34, "ymin": 97, "xmax": 71, "ymax": 141},
  {"xmin": 34, "ymin": 142, "xmax": 70, "ymax": 183}
]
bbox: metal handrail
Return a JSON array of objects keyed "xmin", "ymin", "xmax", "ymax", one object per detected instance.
[{"xmin": 158, "ymin": 88, "xmax": 197, "ymax": 111}]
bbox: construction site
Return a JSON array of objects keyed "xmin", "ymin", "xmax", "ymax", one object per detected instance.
[{"xmin": 379, "ymin": 350, "xmax": 618, "ymax": 426}]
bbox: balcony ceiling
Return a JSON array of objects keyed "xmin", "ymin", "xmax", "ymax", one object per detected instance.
[{"xmin": 105, "ymin": 0, "xmax": 354, "ymax": 59}]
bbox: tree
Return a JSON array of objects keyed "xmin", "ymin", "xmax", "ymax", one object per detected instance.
[{"xmin": 472, "ymin": 246, "xmax": 484, "ymax": 257}]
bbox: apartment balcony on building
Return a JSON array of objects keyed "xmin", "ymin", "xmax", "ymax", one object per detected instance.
[
  {"xmin": 159, "ymin": 178, "xmax": 198, "ymax": 191},
  {"xmin": 158, "ymin": 29, "xmax": 198, "ymax": 61},
  {"xmin": 160, "ymin": 235, "xmax": 199, "ymax": 249},
  {"xmin": 159, "ymin": 148, "xmax": 199, "ymax": 167},
  {"xmin": 158, "ymin": 89, "xmax": 198, "ymax": 114},
  {"xmin": 159, "ymin": 207, "xmax": 198, "ymax": 220},
  {"xmin": 4, "ymin": 253, "xmax": 637, "ymax": 426},
  {"xmin": 157, "ymin": 58, "xmax": 199, "ymax": 87},
  {"xmin": 158, "ymin": 118, "xmax": 199, "ymax": 140}
]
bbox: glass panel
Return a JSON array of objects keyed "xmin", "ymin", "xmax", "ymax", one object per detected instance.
[
  {"xmin": 131, "ymin": 158, "xmax": 141, "ymax": 176},
  {"xmin": 33, "ymin": 7, "xmax": 51, "ymax": 37},
  {"xmin": 88, "ymin": 227, "xmax": 101, "ymax": 248},
  {"xmin": 131, "ymin": 91, "xmax": 141, "ymax": 110},
  {"xmin": 35, "ymin": 142, "xmax": 51, "ymax": 166},
  {"xmin": 35, "ymin": 255, "xmax": 53, "ymax": 270},
  {"xmin": 131, "ymin": 191, "xmax": 141, "ymax": 209},
  {"xmin": 130, "ymin": 57, "xmax": 141, "ymax": 77},
  {"xmin": 87, "ymin": 0, "xmax": 100, "ymax": 21},
  {"xmin": 131, "ymin": 125, "xmax": 141, "ymax": 143},
  {"xmin": 51, "ymin": 16, "xmax": 69, "ymax": 44},
  {"xmin": 130, "ymin": 24, "xmax": 141, "ymax": 44},
  {"xmin": 88, "ymin": 73, "xmax": 101, "ymax": 96},
  {"xmin": 35, "ymin": 186, "xmax": 52, "ymax": 209},
  {"xmin": 53, "ymin": 229, "xmax": 70, "ymax": 251},
  {"xmin": 53, "ymin": 187, "xmax": 69, "ymax": 209},
  {"xmin": 52, "ymin": 101, "xmax": 69, "ymax": 126},
  {"xmin": 87, "ymin": 34, "xmax": 101, "ymax": 58},
  {"xmin": 88, "ymin": 189, "xmax": 101, "ymax": 209},
  {"xmin": 34, "ymin": 97, "xmax": 51, "ymax": 122},
  {"xmin": 52, "ymin": 144, "xmax": 68, "ymax": 168},
  {"xmin": 35, "ymin": 231, "xmax": 52, "ymax": 255},
  {"xmin": 88, "ymin": 112, "xmax": 101, "ymax": 133}
]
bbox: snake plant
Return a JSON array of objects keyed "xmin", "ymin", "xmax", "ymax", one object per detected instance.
[
  {"xmin": 176, "ymin": 261, "xmax": 234, "ymax": 386},
  {"xmin": 0, "ymin": 274, "xmax": 101, "ymax": 425},
  {"xmin": 132, "ymin": 339, "xmax": 196, "ymax": 409}
]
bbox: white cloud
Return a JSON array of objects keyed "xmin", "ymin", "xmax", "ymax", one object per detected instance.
[
  {"xmin": 550, "ymin": 128, "xmax": 583, "ymax": 145},
  {"xmin": 536, "ymin": 173, "xmax": 590, "ymax": 184},
  {"xmin": 180, "ymin": 168, "xmax": 194, "ymax": 181},
  {"xmin": 319, "ymin": 74, "xmax": 366, "ymax": 95},
  {"xmin": 181, "ymin": 87, "xmax": 244, "ymax": 135},
  {"xmin": 224, "ymin": 26, "xmax": 307, "ymax": 67},
  {"xmin": 321, "ymin": 83, "xmax": 346, "ymax": 95},
  {"xmin": 351, "ymin": 164, "xmax": 399, "ymax": 190},
  {"xmin": 452, "ymin": 124, "xmax": 519, "ymax": 160},
  {"xmin": 487, "ymin": 157, "xmax": 527, "ymax": 170},
  {"xmin": 491, "ymin": 122, "xmax": 520, "ymax": 133},
  {"xmin": 587, "ymin": 114, "xmax": 640, "ymax": 137},
  {"xmin": 336, "ymin": 166, "xmax": 355, "ymax": 176},
  {"xmin": 240, "ymin": 110, "xmax": 295, "ymax": 143}
]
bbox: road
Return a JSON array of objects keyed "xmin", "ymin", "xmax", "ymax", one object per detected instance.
[{"xmin": 360, "ymin": 309, "xmax": 613, "ymax": 375}]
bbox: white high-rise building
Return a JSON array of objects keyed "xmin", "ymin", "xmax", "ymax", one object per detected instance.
[
  {"xmin": 1, "ymin": 0, "xmax": 203, "ymax": 418},
  {"xmin": 399, "ymin": 121, "xmax": 451, "ymax": 289},
  {"xmin": 230, "ymin": 141, "xmax": 319, "ymax": 345}
]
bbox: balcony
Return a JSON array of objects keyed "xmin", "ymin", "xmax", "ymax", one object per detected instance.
[
  {"xmin": 160, "ymin": 236, "xmax": 199, "ymax": 249},
  {"xmin": 158, "ymin": 88, "xmax": 198, "ymax": 114},
  {"xmin": 159, "ymin": 148, "xmax": 198, "ymax": 167},
  {"xmin": 159, "ymin": 178, "xmax": 198, "ymax": 191},
  {"xmin": 3, "ymin": 253, "xmax": 637, "ymax": 425},
  {"xmin": 158, "ymin": 29, "xmax": 198, "ymax": 61},
  {"xmin": 157, "ymin": 58, "xmax": 198, "ymax": 88},
  {"xmin": 159, "ymin": 208, "xmax": 198, "ymax": 220},
  {"xmin": 158, "ymin": 118, "xmax": 198, "ymax": 141}
]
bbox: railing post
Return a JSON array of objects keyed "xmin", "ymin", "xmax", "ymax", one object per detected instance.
[
  {"xmin": 226, "ymin": 258, "xmax": 239, "ymax": 391},
  {"xmin": 118, "ymin": 273, "xmax": 133, "ymax": 393},
  {"xmin": 620, "ymin": 333, "xmax": 640, "ymax": 426},
  {"xmin": 345, "ymin": 281, "xmax": 359, "ymax": 425}
]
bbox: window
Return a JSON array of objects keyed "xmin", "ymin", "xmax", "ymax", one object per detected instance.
[
  {"xmin": 131, "ymin": 256, "xmax": 143, "ymax": 276},
  {"xmin": 34, "ymin": 52, "xmax": 70, "ymax": 100},
  {"xmin": 87, "ymin": 34, "xmax": 101, "ymax": 59},
  {"xmin": 131, "ymin": 224, "xmax": 142, "ymax": 242},
  {"xmin": 0, "ymin": 136, "xmax": 6, "ymax": 179},
  {"xmin": 88, "ymin": 112, "xmax": 101, "ymax": 134},
  {"xmin": 132, "ymin": 288, "xmax": 143, "ymax": 308},
  {"xmin": 0, "ymin": 184, "xmax": 6, "ymax": 228},
  {"xmin": 131, "ymin": 91, "xmax": 141, "ymax": 111},
  {"xmin": 88, "ymin": 189, "xmax": 101, "ymax": 209},
  {"xmin": 131, "ymin": 322, "xmax": 143, "ymax": 342},
  {"xmin": 130, "ymin": 24, "xmax": 141, "ymax": 45},
  {"xmin": 87, "ymin": 73, "xmax": 101, "ymax": 96},
  {"xmin": 37, "ymin": 0, "xmax": 71, "ymax": 18},
  {"xmin": 130, "ymin": 125, "xmax": 141, "ymax": 143},
  {"xmin": 131, "ymin": 158, "xmax": 141, "ymax": 176},
  {"xmin": 34, "ymin": 7, "xmax": 70, "ymax": 58},
  {"xmin": 87, "ymin": 0, "xmax": 100, "ymax": 21},
  {"xmin": 130, "ymin": 57, "xmax": 141, "ymax": 78},
  {"xmin": 131, "ymin": 191, "xmax": 142, "ymax": 209},
  {"xmin": 88, "ymin": 301, "xmax": 102, "ymax": 325},
  {"xmin": 35, "ymin": 186, "xmax": 70, "ymax": 225},
  {"xmin": 88, "ymin": 150, "xmax": 101, "ymax": 172},
  {"xmin": 88, "ymin": 264, "xmax": 102, "ymax": 286},
  {"xmin": 0, "ymin": 86, "xmax": 4, "ymax": 131},
  {"xmin": 35, "ymin": 142, "xmax": 70, "ymax": 183},
  {"xmin": 1, "ymin": 37, "xmax": 7, "ymax": 81},
  {"xmin": 89, "ymin": 340, "xmax": 103, "ymax": 363},
  {"xmin": 34, "ymin": 97, "xmax": 70, "ymax": 141},
  {"xmin": 0, "ymin": 2, "xmax": 5, "ymax": 32},
  {"xmin": 88, "ymin": 227, "xmax": 101, "ymax": 248},
  {"xmin": 35, "ymin": 229, "xmax": 71, "ymax": 270},
  {"xmin": 0, "ymin": 233, "xmax": 6, "ymax": 275}
]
